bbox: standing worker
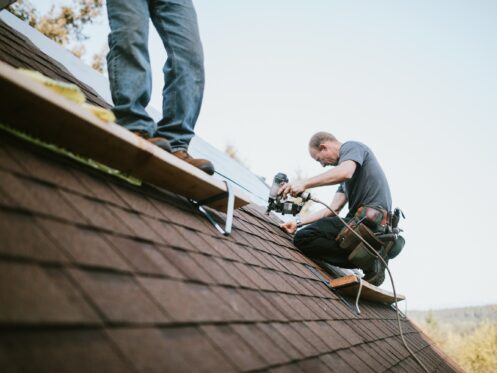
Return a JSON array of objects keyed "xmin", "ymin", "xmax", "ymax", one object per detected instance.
[
  {"xmin": 106, "ymin": 0, "xmax": 214, "ymax": 175},
  {"xmin": 279, "ymin": 131, "xmax": 402, "ymax": 285}
]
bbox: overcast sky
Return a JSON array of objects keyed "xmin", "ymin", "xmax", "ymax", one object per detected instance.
[{"xmin": 31, "ymin": 0, "xmax": 497, "ymax": 310}]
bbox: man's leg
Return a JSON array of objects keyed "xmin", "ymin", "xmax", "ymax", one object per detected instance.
[
  {"xmin": 106, "ymin": 0, "xmax": 156, "ymax": 137},
  {"xmin": 294, "ymin": 216, "xmax": 355, "ymax": 268},
  {"xmin": 150, "ymin": 0, "xmax": 204, "ymax": 151}
]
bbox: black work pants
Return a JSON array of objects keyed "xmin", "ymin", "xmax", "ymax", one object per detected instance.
[{"xmin": 293, "ymin": 216, "xmax": 356, "ymax": 268}]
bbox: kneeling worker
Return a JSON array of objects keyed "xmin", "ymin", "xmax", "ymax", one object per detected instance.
[{"xmin": 279, "ymin": 131, "xmax": 399, "ymax": 285}]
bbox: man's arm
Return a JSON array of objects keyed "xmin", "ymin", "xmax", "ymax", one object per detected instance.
[
  {"xmin": 305, "ymin": 160, "xmax": 356, "ymax": 189},
  {"xmin": 280, "ymin": 192, "xmax": 347, "ymax": 234},
  {"xmin": 279, "ymin": 160, "xmax": 357, "ymax": 196}
]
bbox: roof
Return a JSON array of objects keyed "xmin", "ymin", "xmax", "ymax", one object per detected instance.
[
  {"xmin": 0, "ymin": 129, "xmax": 459, "ymax": 373},
  {"xmin": 0, "ymin": 11, "xmax": 461, "ymax": 373}
]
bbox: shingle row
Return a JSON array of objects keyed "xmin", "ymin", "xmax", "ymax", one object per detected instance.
[{"xmin": 0, "ymin": 133, "xmax": 456, "ymax": 372}]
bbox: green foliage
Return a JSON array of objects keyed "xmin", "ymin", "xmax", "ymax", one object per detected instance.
[
  {"xmin": 425, "ymin": 310, "xmax": 437, "ymax": 326},
  {"xmin": 8, "ymin": 0, "xmax": 106, "ymax": 72},
  {"xmin": 7, "ymin": 0, "xmax": 37, "ymax": 27},
  {"xmin": 9, "ymin": 0, "xmax": 103, "ymax": 45},
  {"xmin": 454, "ymin": 323, "xmax": 497, "ymax": 373},
  {"xmin": 225, "ymin": 143, "xmax": 250, "ymax": 170},
  {"xmin": 413, "ymin": 305, "xmax": 497, "ymax": 373}
]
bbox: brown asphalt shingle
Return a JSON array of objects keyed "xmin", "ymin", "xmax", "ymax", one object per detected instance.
[
  {"xmin": 0, "ymin": 262, "xmax": 99, "ymax": 324},
  {"xmin": 230, "ymin": 323, "xmax": 290, "ymax": 366},
  {"xmin": 200, "ymin": 324, "xmax": 267, "ymax": 371},
  {"xmin": 0, "ymin": 210, "xmax": 67, "ymax": 263},
  {"xmin": 114, "ymin": 237, "xmax": 186, "ymax": 278},
  {"xmin": 108, "ymin": 327, "xmax": 236, "ymax": 373},
  {"xmin": 39, "ymin": 219, "xmax": 130, "ymax": 271},
  {"xmin": 0, "ymin": 329, "xmax": 133, "ymax": 373},
  {"xmin": 139, "ymin": 278, "xmax": 239, "ymax": 322},
  {"xmin": 68, "ymin": 269, "xmax": 169, "ymax": 324}
]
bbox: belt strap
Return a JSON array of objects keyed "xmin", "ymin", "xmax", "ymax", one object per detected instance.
[{"xmin": 356, "ymin": 206, "xmax": 388, "ymax": 227}]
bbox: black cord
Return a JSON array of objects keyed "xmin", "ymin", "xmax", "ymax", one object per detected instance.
[{"xmin": 311, "ymin": 198, "xmax": 430, "ymax": 373}]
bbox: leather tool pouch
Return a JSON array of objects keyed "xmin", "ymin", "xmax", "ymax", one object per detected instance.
[
  {"xmin": 336, "ymin": 220, "xmax": 361, "ymax": 251},
  {"xmin": 337, "ymin": 222, "xmax": 384, "ymax": 270},
  {"xmin": 348, "ymin": 242, "xmax": 376, "ymax": 269}
]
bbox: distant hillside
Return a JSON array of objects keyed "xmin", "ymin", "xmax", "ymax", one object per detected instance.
[
  {"xmin": 409, "ymin": 305, "xmax": 497, "ymax": 334},
  {"xmin": 409, "ymin": 305, "xmax": 497, "ymax": 372}
]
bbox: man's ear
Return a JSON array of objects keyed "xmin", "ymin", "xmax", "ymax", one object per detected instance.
[{"xmin": 319, "ymin": 143, "xmax": 326, "ymax": 151}]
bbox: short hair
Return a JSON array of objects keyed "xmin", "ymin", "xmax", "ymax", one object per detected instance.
[{"xmin": 308, "ymin": 131, "xmax": 337, "ymax": 149}]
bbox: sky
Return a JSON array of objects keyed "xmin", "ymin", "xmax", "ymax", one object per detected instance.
[{"xmin": 29, "ymin": 0, "xmax": 497, "ymax": 310}]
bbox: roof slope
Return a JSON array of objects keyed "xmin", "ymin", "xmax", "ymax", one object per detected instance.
[
  {"xmin": 0, "ymin": 131, "xmax": 459, "ymax": 372},
  {"xmin": 0, "ymin": 11, "xmax": 460, "ymax": 373}
]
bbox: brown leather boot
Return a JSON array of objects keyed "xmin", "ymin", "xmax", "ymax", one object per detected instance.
[
  {"xmin": 132, "ymin": 131, "xmax": 172, "ymax": 153},
  {"xmin": 172, "ymin": 150, "xmax": 215, "ymax": 175}
]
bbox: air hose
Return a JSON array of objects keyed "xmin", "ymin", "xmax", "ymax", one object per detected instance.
[{"xmin": 310, "ymin": 197, "xmax": 430, "ymax": 373}]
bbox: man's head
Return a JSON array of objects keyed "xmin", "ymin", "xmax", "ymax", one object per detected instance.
[{"xmin": 308, "ymin": 131, "xmax": 341, "ymax": 167}]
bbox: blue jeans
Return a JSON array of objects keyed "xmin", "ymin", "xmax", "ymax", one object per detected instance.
[{"xmin": 106, "ymin": 0, "xmax": 204, "ymax": 151}]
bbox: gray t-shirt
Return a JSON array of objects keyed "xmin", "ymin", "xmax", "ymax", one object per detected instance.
[{"xmin": 337, "ymin": 141, "xmax": 392, "ymax": 217}]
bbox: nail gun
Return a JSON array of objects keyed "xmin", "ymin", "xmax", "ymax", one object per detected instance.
[{"xmin": 266, "ymin": 172, "xmax": 311, "ymax": 215}]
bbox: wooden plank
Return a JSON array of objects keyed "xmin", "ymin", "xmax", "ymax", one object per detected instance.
[
  {"xmin": 0, "ymin": 61, "xmax": 251, "ymax": 212},
  {"xmin": 329, "ymin": 275, "xmax": 405, "ymax": 304},
  {"xmin": 329, "ymin": 275, "xmax": 361, "ymax": 288}
]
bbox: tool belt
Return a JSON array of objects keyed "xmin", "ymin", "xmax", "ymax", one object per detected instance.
[
  {"xmin": 336, "ymin": 206, "xmax": 404, "ymax": 271},
  {"xmin": 355, "ymin": 206, "xmax": 388, "ymax": 230}
]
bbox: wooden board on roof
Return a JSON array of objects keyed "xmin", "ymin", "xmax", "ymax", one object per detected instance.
[
  {"xmin": 0, "ymin": 61, "xmax": 250, "ymax": 212},
  {"xmin": 330, "ymin": 275, "xmax": 405, "ymax": 304}
]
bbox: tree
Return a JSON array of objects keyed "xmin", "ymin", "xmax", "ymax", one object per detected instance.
[
  {"xmin": 416, "ymin": 308, "xmax": 497, "ymax": 373},
  {"xmin": 8, "ymin": 0, "xmax": 106, "ymax": 73},
  {"xmin": 225, "ymin": 143, "xmax": 250, "ymax": 169},
  {"xmin": 456, "ymin": 323, "xmax": 497, "ymax": 373}
]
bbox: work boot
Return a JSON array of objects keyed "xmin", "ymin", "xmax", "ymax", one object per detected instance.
[
  {"xmin": 363, "ymin": 248, "xmax": 387, "ymax": 286},
  {"xmin": 132, "ymin": 131, "xmax": 172, "ymax": 153},
  {"xmin": 173, "ymin": 150, "xmax": 215, "ymax": 175},
  {"xmin": 363, "ymin": 260, "xmax": 385, "ymax": 286}
]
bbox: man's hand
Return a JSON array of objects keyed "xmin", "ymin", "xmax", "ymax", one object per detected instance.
[
  {"xmin": 280, "ymin": 221, "xmax": 298, "ymax": 234},
  {"xmin": 278, "ymin": 180, "xmax": 307, "ymax": 197}
]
